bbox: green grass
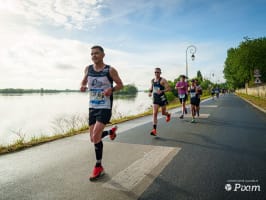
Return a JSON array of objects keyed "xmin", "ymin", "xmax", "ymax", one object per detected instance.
[
  {"xmin": 0, "ymin": 95, "xmax": 211, "ymax": 155},
  {"xmin": 0, "ymin": 125, "xmax": 89, "ymax": 155},
  {"xmin": 236, "ymin": 93, "xmax": 266, "ymax": 110}
]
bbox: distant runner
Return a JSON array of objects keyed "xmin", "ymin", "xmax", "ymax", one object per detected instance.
[
  {"xmin": 211, "ymin": 88, "xmax": 215, "ymax": 100},
  {"xmin": 189, "ymin": 79, "xmax": 198, "ymax": 123},
  {"xmin": 148, "ymin": 67, "xmax": 171, "ymax": 136},
  {"xmin": 175, "ymin": 75, "xmax": 189, "ymax": 119},
  {"xmin": 215, "ymin": 87, "xmax": 220, "ymax": 99},
  {"xmin": 195, "ymin": 79, "xmax": 202, "ymax": 117},
  {"xmin": 80, "ymin": 45, "xmax": 123, "ymax": 181}
]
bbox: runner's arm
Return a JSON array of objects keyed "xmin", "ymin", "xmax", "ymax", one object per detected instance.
[
  {"xmin": 109, "ymin": 66, "xmax": 123, "ymax": 93},
  {"xmin": 161, "ymin": 78, "xmax": 170, "ymax": 92},
  {"xmin": 80, "ymin": 66, "xmax": 89, "ymax": 92},
  {"xmin": 175, "ymin": 82, "xmax": 184, "ymax": 89}
]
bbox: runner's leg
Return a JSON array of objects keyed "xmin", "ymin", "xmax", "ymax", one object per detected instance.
[
  {"xmin": 89, "ymin": 121, "xmax": 106, "ymax": 181},
  {"xmin": 151, "ymin": 104, "xmax": 159, "ymax": 135},
  {"xmin": 162, "ymin": 105, "xmax": 171, "ymax": 122}
]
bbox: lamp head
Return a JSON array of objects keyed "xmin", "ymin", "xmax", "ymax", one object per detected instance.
[{"xmin": 191, "ymin": 54, "xmax": 195, "ymax": 61}]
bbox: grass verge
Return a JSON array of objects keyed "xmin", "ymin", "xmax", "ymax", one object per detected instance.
[{"xmin": 236, "ymin": 93, "xmax": 266, "ymax": 111}]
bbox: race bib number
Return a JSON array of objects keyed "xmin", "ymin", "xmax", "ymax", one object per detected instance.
[
  {"xmin": 190, "ymin": 92, "xmax": 196, "ymax": 98},
  {"xmin": 90, "ymin": 89, "xmax": 105, "ymax": 105},
  {"xmin": 153, "ymin": 86, "xmax": 160, "ymax": 94},
  {"xmin": 179, "ymin": 94, "xmax": 185, "ymax": 99}
]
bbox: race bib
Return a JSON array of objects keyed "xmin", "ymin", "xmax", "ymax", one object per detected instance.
[
  {"xmin": 90, "ymin": 88, "xmax": 105, "ymax": 105},
  {"xmin": 153, "ymin": 86, "xmax": 160, "ymax": 94},
  {"xmin": 190, "ymin": 92, "xmax": 196, "ymax": 98},
  {"xmin": 179, "ymin": 94, "xmax": 185, "ymax": 99}
]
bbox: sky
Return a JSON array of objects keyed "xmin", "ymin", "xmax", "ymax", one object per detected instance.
[{"xmin": 0, "ymin": 0, "xmax": 265, "ymax": 90}]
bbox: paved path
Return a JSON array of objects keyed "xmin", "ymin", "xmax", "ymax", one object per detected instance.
[{"xmin": 0, "ymin": 94, "xmax": 265, "ymax": 200}]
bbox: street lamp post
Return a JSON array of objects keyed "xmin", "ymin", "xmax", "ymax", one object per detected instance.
[{"xmin": 186, "ymin": 45, "xmax": 197, "ymax": 79}]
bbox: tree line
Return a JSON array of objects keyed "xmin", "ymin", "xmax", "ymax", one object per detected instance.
[
  {"xmin": 115, "ymin": 84, "xmax": 138, "ymax": 95},
  {"xmin": 223, "ymin": 37, "xmax": 266, "ymax": 89},
  {"xmin": 0, "ymin": 88, "xmax": 79, "ymax": 94},
  {"xmin": 0, "ymin": 85, "xmax": 138, "ymax": 95}
]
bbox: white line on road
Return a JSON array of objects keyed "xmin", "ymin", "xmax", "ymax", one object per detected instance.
[
  {"xmin": 103, "ymin": 146, "xmax": 181, "ymax": 192},
  {"xmin": 183, "ymin": 113, "xmax": 210, "ymax": 118},
  {"xmin": 200, "ymin": 105, "xmax": 218, "ymax": 108}
]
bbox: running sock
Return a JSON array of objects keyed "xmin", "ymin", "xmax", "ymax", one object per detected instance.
[
  {"xmin": 153, "ymin": 124, "xmax": 157, "ymax": 129},
  {"xmin": 101, "ymin": 130, "xmax": 109, "ymax": 138},
  {"xmin": 95, "ymin": 160, "xmax": 102, "ymax": 167},
  {"xmin": 94, "ymin": 141, "xmax": 103, "ymax": 166},
  {"xmin": 101, "ymin": 129, "xmax": 114, "ymax": 138}
]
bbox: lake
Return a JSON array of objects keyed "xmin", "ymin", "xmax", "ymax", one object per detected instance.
[{"xmin": 0, "ymin": 92, "xmax": 152, "ymax": 146}]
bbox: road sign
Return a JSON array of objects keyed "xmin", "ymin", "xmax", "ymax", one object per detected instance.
[
  {"xmin": 254, "ymin": 77, "xmax": 261, "ymax": 84},
  {"xmin": 254, "ymin": 69, "xmax": 261, "ymax": 77}
]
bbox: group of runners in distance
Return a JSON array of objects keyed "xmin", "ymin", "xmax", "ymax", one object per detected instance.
[
  {"xmin": 80, "ymin": 45, "xmax": 202, "ymax": 181},
  {"xmin": 149, "ymin": 68, "xmax": 202, "ymax": 136}
]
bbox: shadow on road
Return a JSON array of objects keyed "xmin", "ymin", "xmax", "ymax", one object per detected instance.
[
  {"xmin": 138, "ymin": 173, "xmax": 194, "ymax": 200},
  {"xmin": 154, "ymin": 133, "xmax": 266, "ymax": 163}
]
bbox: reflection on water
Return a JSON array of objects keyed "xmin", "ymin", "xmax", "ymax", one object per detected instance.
[
  {"xmin": 114, "ymin": 94, "xmax": 137, "ymax": 101},
  {"xmin": 0, "ymin": 92, "xmax": 151, "ymax": 146}
]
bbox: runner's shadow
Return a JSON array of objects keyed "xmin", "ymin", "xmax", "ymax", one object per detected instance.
[
  {"xmin": 138, "ymin": 173, "xmax": 194, "ymax": 200},
  {"xmin": 98, "ymin": 173, "xmax": 139, "ymax": 199}
]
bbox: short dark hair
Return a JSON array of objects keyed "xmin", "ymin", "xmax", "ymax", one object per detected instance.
[
  {"xmin": 91, "ymin": 45, "xmax": 104, "ymax": 53},
  {"xmin": 155, "ymin": 67, "xmax": 161, "ymax": 72}
]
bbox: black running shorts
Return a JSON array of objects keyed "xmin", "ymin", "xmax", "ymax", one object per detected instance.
[
  {"xmin": 195, "ymin": 98, "xmax": 200, "ymax": 106},
  {"xmin": 179, "ymin": 94, "xmax": 188, "ymax": 103},
  {"xmin": 89, "ymin": 108, "xmax": 112, "ymax": 125},
  {"xmin": 190, "ymin": 97, "xmax": 198, "ymax": 106},
  {"xmin": 153, "ymin": 94, "xmax": 168, "ymax": 107}
]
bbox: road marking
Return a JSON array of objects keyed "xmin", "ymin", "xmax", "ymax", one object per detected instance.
[
  {"xmin": 103, "ymin": 146, "xmax": 181, "ymax": 192},
  {"xmin": 183, "ymin": 113, "xmax": 210, "ymax": 118},
  {"xmin": 201, "ymin": 105, "xmax": 218, "ymax": 108}
]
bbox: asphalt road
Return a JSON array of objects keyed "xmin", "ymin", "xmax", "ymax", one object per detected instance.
[{"xmin": 0, "ymin": 94, "xmax": 265, "ymax": 200}]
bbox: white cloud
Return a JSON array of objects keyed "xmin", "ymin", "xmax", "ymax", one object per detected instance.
[
  {"xmin": 0, "ymin": 0, "xmax": 103, "ymax": 30},
  {"xmin": 0, "ymin": 0, "xmax": 227, "ymax": 91},
  {"xmin": 0, "ymin": 0, "xmax": 184, "ymax": 30},
  {"xmin": 0, "ymin": 23, "xmax": 90, "ymax": 89}
]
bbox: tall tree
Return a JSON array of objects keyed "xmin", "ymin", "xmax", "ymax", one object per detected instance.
[
  {"xmin": 196, "ymin": 70, "xmax": 203, "ymax": 82},
  {"xmin": 223, "ymin": 37, "xmax": 266, "ymax": 88}
]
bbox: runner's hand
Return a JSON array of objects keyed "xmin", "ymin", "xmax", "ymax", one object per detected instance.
[
  {"xmin": 80, "ymin": 86, "xmax": 87, "ymax": 92},
  {"xmin": 103, "ymin": 88, "xmax": 113, "ymax": 96},
  {"xmin": 157, "ymin": 90, "xmax": 162, "ymax": 94}
]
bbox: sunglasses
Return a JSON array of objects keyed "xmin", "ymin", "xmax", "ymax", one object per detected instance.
[{"xmin": 154, "ymin": 71, "xmax": 161, "ymax": 73}]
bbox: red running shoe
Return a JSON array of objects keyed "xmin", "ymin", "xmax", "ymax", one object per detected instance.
[
  {"xmin": 150, "ymin": 129, "xmax": 157, "ymax": 136},
  {"xmin": 109, "ymin": 126, "xmax": 117, "ymax": 140},
  {"xmin": 89, "ymin": 166, "xmax": 104, "ymax": 181},
  {"xmin": 166, "ymin": 113, "xmax": 171, "ymax": 122}
]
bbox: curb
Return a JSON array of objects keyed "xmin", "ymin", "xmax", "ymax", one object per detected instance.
[{"xmin": 237, "ymin": 94, "xmax": 266, "ymax": 114}]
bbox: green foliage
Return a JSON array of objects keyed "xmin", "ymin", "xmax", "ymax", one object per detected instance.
[
  {"xmin": 200, "ymin": 79, "xmax": 212, "ymax": 90},
  {"xmin": 167, "ymin": 80, "xmax": 178, "ymax": 97},
  {"xmin": 223, "ymin": 37, "xmax": 266, "ymax": 88},
  {"xmin": 116, "ymin": 84, "xmax": 138, "ymax": 95},
  {"xmin": 196, "ymin": 71, "xmax": 203, "ymax": 82},
  {"xmin": 165, "ymin": 91, "xmax": 176, "ymax": 102}
]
